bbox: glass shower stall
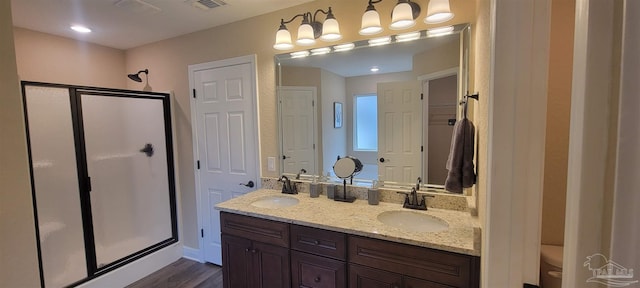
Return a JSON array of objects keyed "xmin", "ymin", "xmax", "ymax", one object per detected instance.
[{"xmin": 22, "ymin": 82, "xmax": 178, "ymax": 288}]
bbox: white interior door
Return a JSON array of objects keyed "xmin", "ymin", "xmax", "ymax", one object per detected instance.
[
  {"xmin": 190, "ymin": 56, "xmax": 259, "ymax": 265},
  {"xmin": 278, "ymin": 86, "xmax": 317, "ymax": 175},
  {"xmin": 377, "ymin": 80, "xmax": 422, "ymax": 183}
]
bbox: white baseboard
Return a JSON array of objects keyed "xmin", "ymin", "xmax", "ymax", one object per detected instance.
[
  {"xmin": 77, "ymin": 243, "xmax": 182, "ymax": 288},
  {"xmin": 182, "ymin": 246, "xmax": 204, "ymax": 263}
]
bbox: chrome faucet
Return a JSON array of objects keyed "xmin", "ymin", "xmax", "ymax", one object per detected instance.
[
  {"xmin": 278, "ymin": 175, "xmax": 297, "ymax": 194},
  {"xmin": 397, "ymin": 187, "xmax": 433, "ymax": 210},
  {"xmin": 416, "ymin": 177, "xmax": 422, "ymax": 191},
  {"xmin": 295, "ymin": 168, "xmax": 307, "ymax": 180}
]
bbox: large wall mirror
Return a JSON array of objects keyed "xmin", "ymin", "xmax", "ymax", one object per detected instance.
[{"xmin": 276, "ymin": 23, "xmax": 470, "ymax": 190}]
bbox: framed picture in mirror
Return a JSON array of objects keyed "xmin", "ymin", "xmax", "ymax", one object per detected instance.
[{"xmin": 334, "ymin": 102, "xmax": 343, "ymax": 128}]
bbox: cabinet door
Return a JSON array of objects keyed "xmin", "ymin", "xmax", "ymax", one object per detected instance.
[
  {"xmin": 222, "ymin": 234, "xmax": 251, "ymax": 288},
  {"xmin": 349, "ymin": 264, "xmax": 402, "ymax": 288},
  {"xmin": 252, "ymin": 241, "xmax": 291, "ymax": 288},
  {"xmin": 292, "ymin": 251, "xmax": 346, "ymax": 288}
]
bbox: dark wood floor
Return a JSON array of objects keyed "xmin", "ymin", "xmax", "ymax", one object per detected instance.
[{"xmin": 126, "ymin": 258, "xmax": 223, "ymax": 288}]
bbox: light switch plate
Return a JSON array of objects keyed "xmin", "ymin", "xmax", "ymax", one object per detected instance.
[{"xmin": 267, "ymin": 157, "xmax": 276, "ymax": 171}]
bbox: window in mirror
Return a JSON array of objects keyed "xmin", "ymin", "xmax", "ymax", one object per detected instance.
[{"xmin": 354, "ymin": 94, "xmax": 378, "ymax": 151}]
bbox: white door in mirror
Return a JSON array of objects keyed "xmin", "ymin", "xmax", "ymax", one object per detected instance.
[{"xmin": 377, "ymin": 81, "xmax": 422, "ymax": 183}]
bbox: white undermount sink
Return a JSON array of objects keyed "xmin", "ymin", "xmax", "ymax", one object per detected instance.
[
  {"xmin": 377, "ymin": 211, "xmax": 449, "ymax": 232},
  {"xmin": 250, "ymin": 195, "xmax": 299, "ymax": 209}
]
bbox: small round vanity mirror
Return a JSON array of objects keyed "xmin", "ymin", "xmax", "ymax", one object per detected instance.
[{"xmin": 333, "ymin": 156, "xmax": 363, "ymax": 179}]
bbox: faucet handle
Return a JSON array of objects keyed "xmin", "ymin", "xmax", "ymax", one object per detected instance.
[
  {"xmin": 419, "ymin": 194, "xmax": 435, "ymax": 207},
  {"xmin": 396, "ymin": 191, "xmax": 410, "ymax": 204}
]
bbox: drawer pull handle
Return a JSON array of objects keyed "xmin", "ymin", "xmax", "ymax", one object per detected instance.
[
  {"xmin": 313, "ymin": 240, "xmax": 319, "ymax": 245},
  {"xmin": 314, "ymin": 276, "xmax": 321, "ymax": 282}
]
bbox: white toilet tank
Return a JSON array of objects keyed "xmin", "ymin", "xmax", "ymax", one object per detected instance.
[{"xmin": 540, "ymin": 244, "xmax": 563, "ymax": 288}]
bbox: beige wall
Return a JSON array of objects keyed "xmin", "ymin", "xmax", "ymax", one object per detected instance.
[
  {"xmin": 320, "ymin": 69, "xmax": 347, "ymax": 174},
  {"xmin": 0, "ymin": 1, "xmax": 41, "ymax": 287},
  {"xmin": 413, "ymin": 39, "xmax": 460, "ymax": 77},
  {"xmin": 474, "ymin": 0, "xmax": 491, "ymax": 229},
  {"xmin": 13, "ymin": 28, "xmax": 126, "ymax": 88},
  {"xmin": 125, "ymin": 0, "xmax": 477, "ymax": 248},
  {"xmin": 541, "ymin": 0, "xmax": 575, "ymax": 246}
]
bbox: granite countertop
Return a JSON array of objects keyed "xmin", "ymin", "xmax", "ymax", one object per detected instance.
[{"xmin": 215, "ymin": 189, "xmax": 481, "ymax": 256}]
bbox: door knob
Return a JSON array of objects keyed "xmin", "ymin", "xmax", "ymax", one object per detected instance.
[
  {"xmin": 239, "ymin": 181, "xmax": 255, "ymax": 188},
  {"xmin": 282, "ymin": 155, "xmax": 289, "ymax": 160},
  {"xmin": 379, "ymin": 157, "xmax": 386, "ymax": 163}
]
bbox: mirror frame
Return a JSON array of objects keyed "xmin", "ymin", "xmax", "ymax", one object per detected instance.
[{"xmin": 275, "ymin": 23, "xmax": 471, "ymax": 190}]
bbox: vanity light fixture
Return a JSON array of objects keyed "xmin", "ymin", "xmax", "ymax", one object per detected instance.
[
  {"xmin": 360, "ymin": 0, "xmax": 422, "ymax": 35},
  {"xmin": 311, "ymin": 47, "xmax": 332, "ymax": 55},
  {"xmin": 273, "ymin": 7, "xmax": 342, "ymax": 50},
  {"xmin": 368, "ymin": 36, "xmax": 392, "ymax": 46},
  {"xmin": 424, "ymin": 0, "xmax": 455, "ymax": 24},
  {"xmin": 427, "ymin": 25, "xmax": 454, "ymax": 36},
  {"xmin": 70, "ymin": 25, "xmax": 92, "ymax": 33},
  {"xmin": 290, "ymin": 50, "xmax": 310, "ymax": 58},
  {"xmin": 396, "ymin": 31, "xmax": 422, "ymax": 42},
  {"xmin": 333, "ymin": 43, "xmax": 355, "ymax": 52}
]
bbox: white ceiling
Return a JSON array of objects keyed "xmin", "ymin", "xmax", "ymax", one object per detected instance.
[{"xmin": 11, "ymin": 0, "xmax": 315, "ymax": 50}]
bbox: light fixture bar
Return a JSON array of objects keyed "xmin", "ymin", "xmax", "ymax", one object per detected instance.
[
  {"xmin": 368, "ymin": 36, "xmax": 392, "ymax": 47},
  {"xmin": 333, "ymin": 43, "xmax": 355, "ymax": 52},
  {"xmin": 396, "ymin": 31, "xmax": 421, "ymax": 42},
  {"xmin": 427, "ymin": 26, "xmax": 454, "ymax": 37},
  {"xmin": 273, "ymin": 6, "xmax": 341, "ymax": 50},
  {"xmin": 290, "ymin": 51, "xmax": 310, "ymax": 58},
  {"xmin": 311, "ymin": 47, "xmax": 332, "ymax": 55}
]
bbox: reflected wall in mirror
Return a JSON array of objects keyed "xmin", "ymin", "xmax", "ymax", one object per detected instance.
[{"xmin": 276, "ymin": 24, "xmax": 470, "ymax": 189}]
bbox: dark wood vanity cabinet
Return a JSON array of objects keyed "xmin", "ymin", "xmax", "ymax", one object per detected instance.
[
  {"xmin": 291, "ymin": 225, "xmax": 347, "ymax": 288},
  {"xmin": 220, "ymin": 212, "xmax": 479, "ymax": 288},
  {"xmin": 349, "ymin": 236, "xmax": 480, "ymax": 288},
  {"xmin": 220, "ymin": 212, "xmax": 291, "ymax": 288}
]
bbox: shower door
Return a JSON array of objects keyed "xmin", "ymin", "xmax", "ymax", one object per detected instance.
[
  {"xmin": 79, "ymin": 91, "xmax": 175, "ymax": 269},
  {"xmin": 23, "ymin": 82, "xmax": 177, "ymax": 288}
]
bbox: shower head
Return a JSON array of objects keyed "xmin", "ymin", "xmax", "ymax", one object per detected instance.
[{"xmin": 127, "ymin": 69, "xmax": 149, "ymax": 82}]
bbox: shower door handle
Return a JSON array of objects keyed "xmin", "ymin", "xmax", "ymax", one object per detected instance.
[{"xmin": 240, "ymin": 181, "xmax": 255, "ymax": 188}]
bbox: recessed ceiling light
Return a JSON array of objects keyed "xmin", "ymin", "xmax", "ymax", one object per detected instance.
[
  {"xmin": 71, "ymin": 25, "xmax": 92, "ymax": 33},
  {"xmin": 370, "ymin": 67, "xmax": 380, "ymax": 72}
]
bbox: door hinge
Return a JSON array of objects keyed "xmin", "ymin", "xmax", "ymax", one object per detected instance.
[
  {"xmin": 201, "ymin": 229, "xmax": 204, "ymax": 238},
  {"xmin": 313, "ymin": 144, "xmax": 316, "ymax": 149},
  {"xmin": 87, "ymin": 176, "xmax": 92, "ymax": 192},
  {"xmin": 192, "ymin": 89, "xmax": 196, "ymax": 99},
  {"xmin": 421, "ymin": 146, "xmax": 423, "ymax": 152},
  {"xmin": 420, "ymin": 93, "xmax": 424, "ymax": 100},
  {"xmin": 312, "ymin": 100, "xmax": 315, "ymax": 107},
  {"xmin": 197, "ymin": 160, "xmax": 200, "ymax": 169}
]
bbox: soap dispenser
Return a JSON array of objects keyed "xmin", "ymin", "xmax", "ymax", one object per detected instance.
[
  {"xmin": 309, "ymin": 175, "xmax": 320, "ymax": 198},
  {"xmin": 368, "ymin": 180, "xmax": 379, "ymax": 205}
]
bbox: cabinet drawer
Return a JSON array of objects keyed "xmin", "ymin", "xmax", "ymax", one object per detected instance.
[
  {"xmin": 221, "ymin": 212, "xmax": 290, "ymax": 248},
  {"xmin": 349, "ymin": 236, "xmax": 478, "ymax": 288},
  {"xmin": 291, "ymin": 225, "xmax": 347, "ymax": 260},
  {"xmin": 292, "ymin": 251, "xmax": 346, "ymax": 288}
]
